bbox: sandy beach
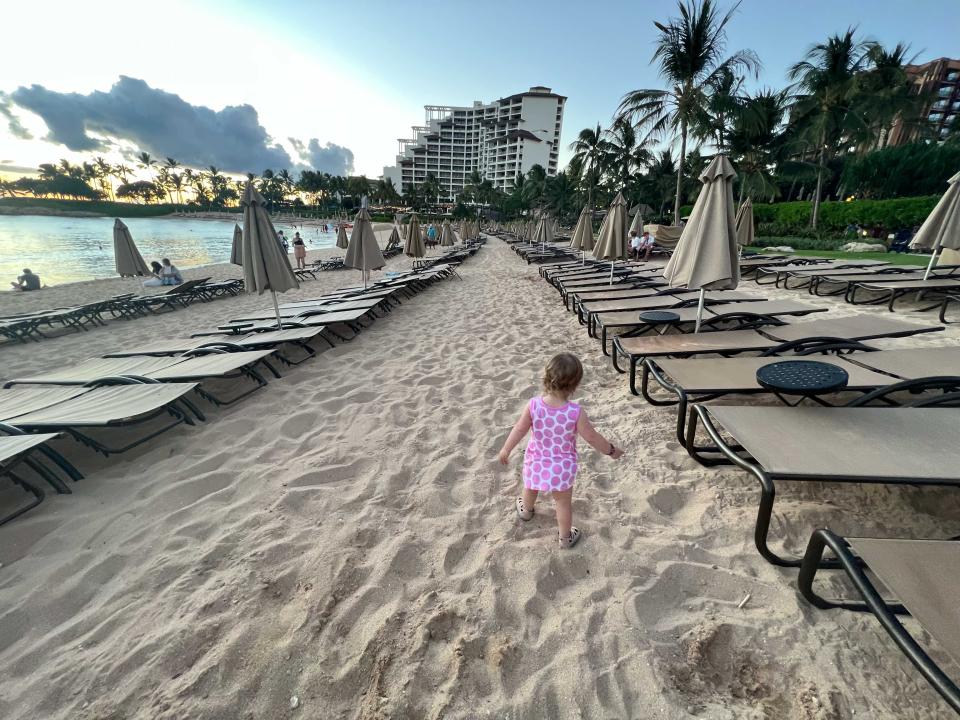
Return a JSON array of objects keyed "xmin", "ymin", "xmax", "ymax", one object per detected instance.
[{"xmin": 0, "ymin": 238, "xmax": 958, "ymax": 719}]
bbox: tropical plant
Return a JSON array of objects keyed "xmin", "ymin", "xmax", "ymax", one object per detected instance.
[
  {"xmin": 616, "ymin": 0, "xmax": 759, "ymax": 223},
  {"xmin": 569, "ymin": 123, "xmax": 612, "ymax": 207},
  {"xmin": 786, "ymin": 29, "xmax": 874, "ymax": 228}
]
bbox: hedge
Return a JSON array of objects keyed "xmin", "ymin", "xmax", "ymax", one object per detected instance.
[{"xmin": 681, "ymin": 195, "xmax": 939, "ymax": 237}]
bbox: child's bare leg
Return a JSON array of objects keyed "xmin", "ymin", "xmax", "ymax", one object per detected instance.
[
  {"xmin": 522, "ymin": 487, "xmax": 539, "ymax": 510},
  {"xmin": 553, "ymin": 490, "xmax": 573, "ymax": 538}
]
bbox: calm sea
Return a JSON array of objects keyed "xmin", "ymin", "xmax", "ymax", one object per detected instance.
[{"xmin": 0, "ymin": 215, "xmax": 340, "ymax": 286}]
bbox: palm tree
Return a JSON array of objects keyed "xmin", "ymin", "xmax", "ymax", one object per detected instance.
[
  {"xmin": 168, "ymin": 171, "xmax": 185, "ymax": 205},
  {"xmin": 114, "ymin": 163, "xmax": 133, "ymax": 185},
  {"xmin": 164, "ymin": 157, "xmax": 180, "ymax": 171},
  {"xmin": 605, "ymin": 117, "xmax": 653, "ymax": 191},
  {"xmin": 787, "ymin": 29, "xmax": 874, "ymax": 228},
  {"xmin": 854, "ymin": 43, "xmax": 925, "ymax": 150},
  {"xmin": 569, "ymin": 123, "xmax": 612, "ymax": 208},
  {"xmin": 729, "ymin": 89, "xmax": 789, "ymax": 203},
  {"xmin": 692, "ymin": 65, "xmax": 746, "ymax": 151},
  {"xmin": 137, "ymin": 151, "xmax": 156, "ymax": 177},
  {"xmin": 616, "ymin": 0, "xmax": 759, "ymax": 223}
]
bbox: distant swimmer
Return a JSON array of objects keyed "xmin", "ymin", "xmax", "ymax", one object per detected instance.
[{"xmin": 10, "ymin": 268, "xmax": 41, "ymax": 291}]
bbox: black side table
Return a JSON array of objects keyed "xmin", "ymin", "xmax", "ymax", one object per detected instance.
[
  {"xmin": 756, "ymin": 360, "xmax": 849, "ymax": 405},
  {"xmin": 636, "ymin": 309, "xmax": 682, "ymax": 336}
]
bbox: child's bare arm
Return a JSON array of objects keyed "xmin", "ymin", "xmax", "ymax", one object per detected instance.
[
  {"xmin": 576, "ymin": 411, "xmax": 624, "ymax": 459},
  {"xmin": 498, "ymin": 404, "xmax": 533, "ymax": 464}
]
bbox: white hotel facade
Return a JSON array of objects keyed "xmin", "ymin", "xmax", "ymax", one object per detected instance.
[{"xmin": 382, "ymin": 86, "xmax": 566, "ymax": 201}]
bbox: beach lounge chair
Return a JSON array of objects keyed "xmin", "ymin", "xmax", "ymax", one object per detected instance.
[
  {"xmin": 217, "ymin": 306, "xmax": 377, "ymax": 339},
  {"xmin": 755, "ymin": 260, "xmax": 888, "ymax": 287},
  {"xmin": 798, "ymin": 529, "xmax": 960, "ymax": 714},
  {"xmin": 610, "ymin": 315, "xmax": 942, "ymax": 393},
  {"xmin": 594, "ymin": 299, "xmax": 827, "ymax": 355},
  {"xmin": 0, "ymin": 384, "xmax": 201, "ymax": 456},
  {"xmin": 0, "ymin": 433, "xmax": 69, "ymax": 524},
  {"xmin": 105, "ymin": 327, "xmax": 333, "ymax": 365},
  {"xmin": 641, "ymin": 348, "xmax": 892, "ymax": 445},
  {"xmin": 3, "ymin": 351, "xmax": 276, "ymax": 407},
  {"xmin": 579, "ymin": 290, "xmax": 762, "ymax": 330},
  {"xmin": 848, "ymin": 277, "xmax": 960, "ymax": 311},
  {"xmin": 126, "ymin": 278, "xmax": 213, "ymax": 314},
  {"xmin": 686, "ymin": 404, "xmax": 960, "ymax": 566}
]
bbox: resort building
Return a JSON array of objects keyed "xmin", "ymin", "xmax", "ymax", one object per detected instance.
[
  {"xmin": 885, "ymin": 57, "xmax": 960, "ymax": 146},
  {"xmin": 381, "ymin": 86, "xmax": 566, "ymax": 201}
]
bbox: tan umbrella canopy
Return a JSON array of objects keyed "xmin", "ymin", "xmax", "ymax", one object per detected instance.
[
  {"xmin": 241, "ymin": 182, "xmax": 299, "ymax": 328},
  {"xmin": 335, "ymin": 223, "xmax": 349, "ymax": 249},
  {"xmin": 404, "ymin": 212, "xmax": 424, "ymax": 257},
  {"xmin": 230, "ymin": 224, "xmax": 243, "ymax": 266},
  {"xmin": 569, "ymin": 206, "xmax": 595, "ymax": 262},
  {"xmin": 628, "ymin": 208, "xmax": 644, "ymax": 236},
  {"xmin": 735, "ymin": 198, "xmax": 754, "ymax": 250},
  {"xmin": 664, "ymin": 155, "xmax": 739, "ymax": 331},
  {"xmin": 113, "ymin": 219, "xmax": 150, "ymax": 278},
  {"xmin": 401, "ymin": 221, "xmax": 408, "ymax": 239},
  {"xmin": 592, "ymin": 192, "xmax": 629, "ymax": 283},
  {"xmin": 344, "ymin": 207, "xmax": 386, "ymax": 288},
  {"xmin": 910, "ymin": 170, "xmax": 960, "ymax": 279},
  {"xmin": 532, "ymin": 213, "xmax": 554, "ymax": 250},
  {"xmin": 440, "ymin": 219, "xmax": 455, "ymax": 246}
]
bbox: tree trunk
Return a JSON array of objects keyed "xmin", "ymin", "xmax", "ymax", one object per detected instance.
[
  {"xmin": 674, "ymin": 121, "xmax": 687, "ymax": 225},
  {"xmin": 811, "ymin": 126, "xmax": 828, "ymax": 230}
]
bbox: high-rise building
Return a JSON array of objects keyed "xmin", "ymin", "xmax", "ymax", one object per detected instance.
[
  {"xmin": 885, "ymin": 57, "xmax": 960, "ymax": 147},
  {"xmin": 382, "ymin": 86, "xmax": 566, "ymax": 201}
]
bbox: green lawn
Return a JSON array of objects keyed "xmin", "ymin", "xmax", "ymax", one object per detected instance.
[{"xmin": 744, "ymin": 246, "xmax": 931, "ymax": 267}]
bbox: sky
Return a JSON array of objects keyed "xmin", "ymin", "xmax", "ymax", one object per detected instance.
[{"xmin": 0, "ymin": 0, "xmax": 956, "ymax": 182}]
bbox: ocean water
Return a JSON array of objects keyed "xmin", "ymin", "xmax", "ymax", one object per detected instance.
[{"xmin": 0, "ymin": 215, "xmax": 340, "ymax": 286}]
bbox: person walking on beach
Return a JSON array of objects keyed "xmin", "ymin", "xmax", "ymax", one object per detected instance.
[
  {"xmin": 498, "ymin": 353, "xmax": 623, "ymax": 548},
  {"xmin": 292, "ymin": 232, "xmax": 307, "ymax": 268},
  {"xmin": 426, "ymin": 223, "xmax": 438, "ymax": 247},
  {"xmin": 277, "ymin": 230, "xmax": 289, "ymax": 253},
  {"xmin": 10, "ymin": 268, "xmax": 41, "ymax": 291}
]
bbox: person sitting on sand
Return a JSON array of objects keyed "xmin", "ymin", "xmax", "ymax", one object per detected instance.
[
  {"xmin": 159, "ymin": 258, "xmax": 182, "ymax": 286},
  {"xmin": 142, "ymin": 261, "xmax": 164, "ymax": 287},
  {"xmin": 498, "ymin": 353, "xmax": 623, "ymax": 548},
  {"xmin": 293, "ymin": 232, "xmax": 307, "ymax": 269},
  {"xmin": 10, "ymin": 268, "xmax": 41, "ymax": 291}
]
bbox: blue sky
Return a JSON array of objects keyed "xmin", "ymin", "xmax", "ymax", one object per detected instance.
[{"xmin": 1, "ymin": 0, "xmax": 956, "ymax": 179}]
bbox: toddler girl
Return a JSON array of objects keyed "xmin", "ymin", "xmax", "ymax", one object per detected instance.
[{"xmin": 498, "ymin": 353, "xmax": 623, "ymax": 548}]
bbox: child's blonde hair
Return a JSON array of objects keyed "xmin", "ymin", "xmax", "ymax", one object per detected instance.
[{"xmin": 543, "ymin": 353, "xmax": 583, "ymax": 396}]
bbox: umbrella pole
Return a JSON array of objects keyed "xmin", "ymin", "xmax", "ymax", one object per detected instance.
[
  {"xmin": 918, "ymin": 247, "xmax": 939, "ymax": 301},
  {"xmin": 609, "ymin": 261, "xmax": 614, "ymax": 284},
  {"xmin": 271, "ymin": 290, "xmax": 282, "ymax": 330},
  {"xmin": 922, "ymin": 247, "xmax": 939, "ymax": 281},
  {"xmin": 694, "ymin": 288, "xmax": 706, "ymax": 333}
]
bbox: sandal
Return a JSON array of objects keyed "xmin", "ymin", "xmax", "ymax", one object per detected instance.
[
  {"xmin": 558, "ymin": 527, "xmax": 582, "ymax": 549},
  {"xmin": 516, "ymin": 496, "xmax": 534, "ymax": 521}
]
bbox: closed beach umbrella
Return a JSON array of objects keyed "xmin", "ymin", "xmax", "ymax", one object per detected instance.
[
  {"xmin": 664, "ymin": 155, "xmax": 739, "ymax": 331},
  {"xmin": 910, "ymin": 171, "xmax": 960, "ymax": 280},
  {"xmin": 440, "ymin": 219, "xmax": 455, "ymax": 246},
  {"xmin": 113, "ymin": 219, "xmax": 150, "ymax": 278},
  {"xmin": 735, "ymin": 198, "xmax": 754, "ymax": 251},
  {"xmin": 405, "ymin": 212, "xmax": 425, "ymax": 257},
  {"xmin": 629, "ymin": 208, "xmax": 643, "ymax": 236},
  {"xmin": 335, "ymin": 223, "xmax": 349, "ymax": 249},
  {"xmin": 592, "ymin": 192, "xmax": 629, "ymax": 283},
  {"xmin": 230, "ymin": 224, "xmax": 243, "ymax": 266},
  {"xmin": 569, "ymin": 206, "xmax": 595, "ymax": 263},
  {"xmin": 532, "ymin": 213, "xmax": 554, "ymax": 251},
  {"xmin": 241, "ymin": 182, "xmax": 299, "ymax": 328},
  {"xmin": 387, "ymin": 225, "xmax": 401, "ymax": 249},
  {"xmin": 344, "ymin": 207, "xmax": 386, "ymax": 288}
]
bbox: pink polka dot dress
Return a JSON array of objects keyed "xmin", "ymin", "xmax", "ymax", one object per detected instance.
[{"xmin": 523, "ymin": 396, "xmax": 580, "ymax": 493}]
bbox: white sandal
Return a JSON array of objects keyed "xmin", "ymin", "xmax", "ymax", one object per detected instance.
[
  {"xmin": 516, "ymin": 496, "xmax": 534, "ymax": 521},
  {"xmin": 558, "ymin": 527, "xmax": 582, "ymax": 549}
]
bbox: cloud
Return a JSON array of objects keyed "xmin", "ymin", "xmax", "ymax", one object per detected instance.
[
  {"xmin": 302, "ymin": 139, "xmax": 354, "ymax": 176},
  {"xmin": 7, "ymin": 76, "xmax": 354, "ymax": 176},
  {"xmin": 0, "ymin": 92, "xmax": 32, "ymax": 139}
]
